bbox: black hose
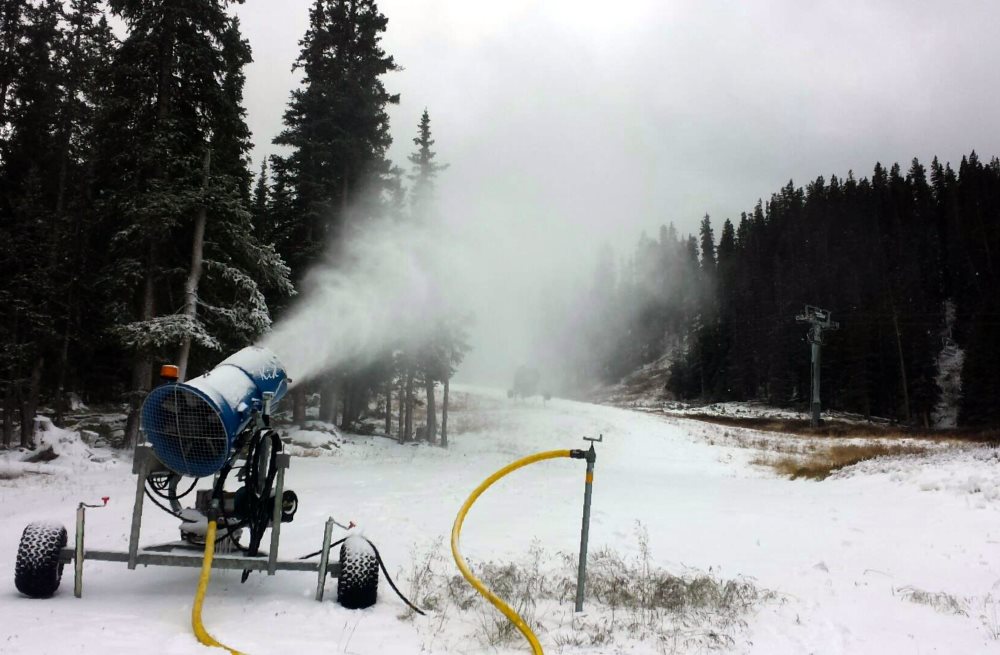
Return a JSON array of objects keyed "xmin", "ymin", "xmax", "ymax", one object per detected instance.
[
  {"xmin": 240, "ymin": 430, "xmax": 282, "ymax": 582},
  {"xmin": 143, "ymin": 484, "xmax": 198, "ymax": 522},
  {"xmin": 147, "ymin": 472, "xmax": 199, "ymax": 500},
  {"xmin": 299, "ymin": 535, "xmax": 426, "ymax": 616},
  {"xmin": 363, "ymin": 537, "xmax": 426, "ymax": 616},
  {"xmin": 213, "ymin": 450, "xmax": 249, "ymax": 554},
  {"xmin": 298, "ymin": 537, "xmax": 348, "ymax": 561}
]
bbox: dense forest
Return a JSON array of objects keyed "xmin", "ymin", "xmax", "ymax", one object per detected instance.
[
  {"xmin": 0, "ymin": 0, "xmax": 466, "ymax": 448},
  {"xmin": 3, "ymin": 1, "xmax": 998, "ymax": 451},
  {"xmin": 568, "ymin": 156, "xmax": 1000, "ymax": 428}
]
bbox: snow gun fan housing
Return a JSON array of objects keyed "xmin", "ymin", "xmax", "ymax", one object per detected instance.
[{"xmin": 140, "ymin": 346, "xmax": 289, "ymax": 477}]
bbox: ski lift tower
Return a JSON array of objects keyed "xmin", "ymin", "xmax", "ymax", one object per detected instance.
[{"xmin": 796, "ymin": 305, "xmax": 840, "ymax": 427}]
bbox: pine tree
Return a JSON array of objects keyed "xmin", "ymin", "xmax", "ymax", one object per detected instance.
[
  {"xmin": 251, "ymin": 159, "xmax": 270, "ymax": 238},
  {"xmin": 273, "ymin": 0, "xmax": 400, "ymax": 423},
  {"xmin": 408, "ymin": 108, "xmax": 448, "ymax": 220},
  {"xmin": 403, "ymin": 108, "xmax": 455, "ymax": 440},
  {"xmin": 98, "ymin": 0, "xmax": 290, "ymax": 444},
  {"xmin": 273, "ymin": 0, "xmax": 399, "ymax": 270}
]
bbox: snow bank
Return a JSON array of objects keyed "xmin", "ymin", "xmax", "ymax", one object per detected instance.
[
  {"xmin": 0, "ymin": 417, "xmax": 118, "ymax": 477},
  {"xmin": 836, "ymin": 445, "xmax": 1000, "ymax": 507}
]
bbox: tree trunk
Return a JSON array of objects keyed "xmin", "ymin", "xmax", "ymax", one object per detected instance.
[
  {"xmin": 384, "ymin": 379, "xmax": 392, "ymax": 435},
  {"xmin": 53, "ymin": 328, "xmax": 71, "ymax": 427},
  {"xmin": 319, "ymin": 377, "xmax": 338, "ymax": 423},
  {"xmin": 292, "ymin": 386, "xmax": 307, "ymax": 426},
  {"xmin": 424, "ymin": 378, "xmax": 436, "ymax": 443},
  {"xmin": 125, "ymin": 248, "xmax": 157, "ymax": 448},
  {"xmin": 339, "ymin": 378, "xmax": 353, "ymax": 430},
  {"xmin": 20, "ymin": 357, "xmax": 44, "ymax": 448},
  {"xmin": 2, "ymin": 382, "xmax": 15, "ymax": 447},
  {"xmin": 403, "ymin": 372, "xmax": 414, "ymax": 442},
  {"xmin": 397, "ymin": 379, "xmax": 404, "ymax": 440},
  {"xmin": 48, "ymin": 8, "xmax": 88, "ymax": 429},
  {"xmin": 441, "ymin": 377, "xmax": 449, "ymax": 448},
  {"xmin": 177, "ymin": 148, "xmax": 212, "ymax": 381},
  {"xmin": 889, "ymin": 299, "xmax": 912, "ymax": 423},
  {"xmin": 123, "ymin": 1, "xmax": 176, "ymax": 449}
]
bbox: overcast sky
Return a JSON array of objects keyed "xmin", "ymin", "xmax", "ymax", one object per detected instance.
[{"xmin": 233, "ymin": 0, "xmax": 1000, "ymax": 383}]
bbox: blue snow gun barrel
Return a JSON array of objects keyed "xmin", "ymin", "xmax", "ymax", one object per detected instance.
[{"xmin": 140, "ymin": 346, "xmax": 289, "ymax": 477}]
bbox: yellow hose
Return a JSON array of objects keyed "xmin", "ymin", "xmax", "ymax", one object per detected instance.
[
  {"xmin": 192, "ymin": 519, "xmax": 245, "ymax": 655},
  {"xmin": 451, "ymin": 449, "xmax": 573, "ymax": 655}
]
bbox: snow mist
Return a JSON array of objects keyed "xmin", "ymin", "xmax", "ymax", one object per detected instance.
[{"xmin": 257, "ymin": 217, "xmax": 456, "ymax": 384}]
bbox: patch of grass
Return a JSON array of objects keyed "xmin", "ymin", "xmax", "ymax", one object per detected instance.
[
  {"xmin": 897, "ymin": 586, "xmax": 968, "ymax": 616},
  {"xmin": 471, "ymin": 543, "xmax": 546, "ymax": 647},
  {"xmin": 979, "ymin": 594, "xmax": 1000, "ymax": 640},
  {"xmin": 400, "ymin": 524, "xmax": 775, "ymax": 653},
  {"xmin": 895, "ymin": 587, "xmax": 1000, "ymax": 641},
  {"xmin": 755, "ymin": 443, "xmax": 928, "ymax": 480},
  {"xmin": 448, "ymin": 410, "xmax": 512, "ymax": 436}
]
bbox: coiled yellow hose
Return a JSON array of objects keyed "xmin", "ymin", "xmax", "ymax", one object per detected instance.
[
  {"xmin": 451, "ymin": 450, "xmax": 574, "ymax": 655},
  {"xmin": 193, "ymin": 519, "xmax": 245, "ymax": 655}
]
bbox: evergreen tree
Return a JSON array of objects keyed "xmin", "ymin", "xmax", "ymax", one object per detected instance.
[
  {"xmin": 98, "ymin": 0, "xmax": 290, "ymax": 444},
  {"xmin": 407, "ymin": 108, "xmax": 448, "ymax": 219},
  {"xmin": 273, "ymin": 0, "xmax": 399, "ymax": 272},
  {"xmin": 272, "ymin": 0, "xmax": 400, "ymax": 425},
  {"xmin": 251, "ymin": 159, "xmax": 270, "ymax": 238},
  {"xmin": 0, "ymin": 0, "xmax": 115, "ymax": 442}
]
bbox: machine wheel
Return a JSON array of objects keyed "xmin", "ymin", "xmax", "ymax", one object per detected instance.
[
  {"xmin": 15, "ymin": 522, "xmax": 68, "ymax": 598},
  {"xmin": 337, "ymin": 535, "xmax": 378, "ymax": 609}
]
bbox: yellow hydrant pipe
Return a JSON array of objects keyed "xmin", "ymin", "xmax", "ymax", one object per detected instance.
[
  {"xmin": 193, "ymin": 518, "xmax": 245, "ymax": 655},
  {"xmin": 451, "ymin": 449, "xmax": 574, "ymax": 655}
]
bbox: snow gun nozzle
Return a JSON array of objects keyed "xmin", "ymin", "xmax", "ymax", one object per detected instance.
[{"xmin": 140, "ymin": 346, "xmax": 289, "ymax": 477}]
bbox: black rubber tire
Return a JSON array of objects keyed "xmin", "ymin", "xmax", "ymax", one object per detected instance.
[
  {"xmin": 337, "ymin": 536, "xmax": 378, "ymax": 609},
  {"xmin": 15, "ymin": 522, "xmax": 68, "ymax": 598}
]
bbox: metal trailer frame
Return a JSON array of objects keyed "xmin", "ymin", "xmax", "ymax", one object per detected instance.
[{"xmin": 60, "ymin": 444, "xmax": 342, "ymax": 601}]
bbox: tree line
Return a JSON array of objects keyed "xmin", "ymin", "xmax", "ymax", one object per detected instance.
[
  {"xmin": 1, "ymin": 0, "xmax": 467, "ymax": 449},
  {"xmin": 569, "ymin": 155, "xmax": 999, "ymax": 428}
]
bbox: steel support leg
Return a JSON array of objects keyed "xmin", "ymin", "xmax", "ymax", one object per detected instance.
[
  {"xmin": 267, "ymin": 455, "xmax": 289, "ymax": 575},
  {"xmin": 74, "ymin": 504, "xmax": 85, "ymax": 598},
  {"xmin": 128, "ymin": 457, "xmax": 148, "ymax": 570},
  {"xmin": 315, "ymin": 518, "xmax": 335, "ymax": 601}
]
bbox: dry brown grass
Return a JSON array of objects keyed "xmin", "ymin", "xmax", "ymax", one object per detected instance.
[
  {"xmin": 752, "ymin": 443, "xmax": 929, "ymax": 480},
  {"xmin": 447, "ymin": 410, "xmax": 511, "ymax": 436}
]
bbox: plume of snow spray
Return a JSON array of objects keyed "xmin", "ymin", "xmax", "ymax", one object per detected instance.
[{"xmin": 258, "ymin": 217, "xmax": 456, "ymax": 384}]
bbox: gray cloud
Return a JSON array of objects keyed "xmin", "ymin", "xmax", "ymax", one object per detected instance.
[{"xmin": 235, "ymin": 0, "xmax": 1000, "ymax": 385}]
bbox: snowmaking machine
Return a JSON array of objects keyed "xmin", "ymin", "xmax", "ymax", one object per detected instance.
[{"xmin": 13, "ymin": 346, "xmax": 381, "ymax": 621}]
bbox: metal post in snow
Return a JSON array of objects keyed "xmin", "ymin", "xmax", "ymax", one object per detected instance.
[
  {"xmin": 811, "ymin": 329, "xmax": 822, "ymax": 426},
  {"xmin": 575, "ymin": 435, "xmax": 601, "ymax": 612}
]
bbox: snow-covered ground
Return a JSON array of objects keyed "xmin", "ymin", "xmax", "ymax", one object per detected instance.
[{"xmin": 2, "ymin": 388, "xmax": 999, "ymax": 654}]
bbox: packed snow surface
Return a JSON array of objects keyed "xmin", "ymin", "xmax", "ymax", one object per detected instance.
[{"xmin": 2, "ymin": 388, "xmax": 999, "ymax": 654}]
